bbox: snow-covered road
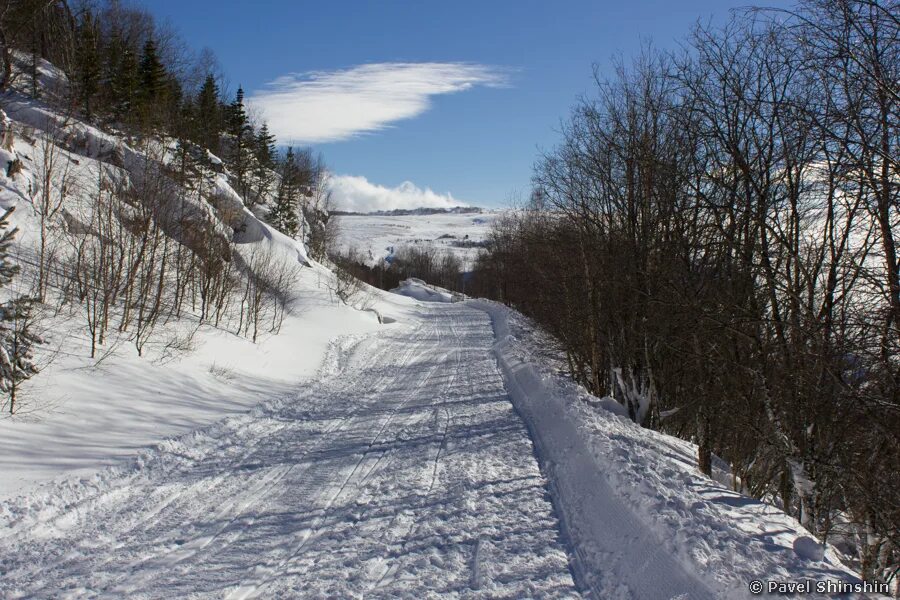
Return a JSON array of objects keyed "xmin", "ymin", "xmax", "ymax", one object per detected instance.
[
  {"xmin": 0, "ymin": 304, "xmax": 580, "ymax": 599},
  {"xmin": 0, "ymin": 300, "xmax": 866, "ymax": 599}
]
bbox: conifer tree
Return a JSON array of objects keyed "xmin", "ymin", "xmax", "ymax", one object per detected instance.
[
  {"xmin": 137, "ymin": 39, "xmax": 167, "ymax": 127},
  {"xmin": 0, "ymin": 207, "xmax": 41, "ymax": 415},
  {"xmin": 74, "ymin": 12, "xmax": 100, "ymax": 119},
  {"xmin": 138, "ymin": 39, "xmax": 165, "ymax": 100},
  {"xmin": 247, "ymin": 122, "xmax": 278, "ymax": 205},
  {"xmin": 104, "ymin": 31, "xmax": 139, "ymax": 123},
  {"xmin": 175, "ymin": 89, "xmax": 197, "ymax": 142},
  {"xmin": 254, "ymin": 123, "xmax": 276, "ymax": 170},
  {"xmin": 164, "ymin": 74, "xmax": 183, "ymax": 132},
  {"xmin": 269, "ymin": 147, "xmax": 301, "ymax": 237},
  {"xmin": 226, "ymin": 86, "xmax": 253, "ymax": 198},
  {"xmin": 196, "ymin": 74, "xmax": 222, "ymax": 154}
]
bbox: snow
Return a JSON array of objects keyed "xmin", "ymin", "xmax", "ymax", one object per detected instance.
[
  {"xmin": 0, "ymin": 293, "xmax": 876, "ymax": 598},
  {"xmin": 0, "ymin": 267, "xmax": 386, "ymax": 499},
  {"xmin": 0, "ymin": 302, "xmax": 578, "ymax": 598},
  {"xmin": 794, "ymin": 536, "xmax": 826, "ymax": 562},
  {"xmin": 472, "ymin": 299, "xmax": 871, "ymax": 599},
  {"xmin": 333, "ymin": 210, "xmax": 500, "ymax": 269},
  {"xmin": 391, "ymin": 277, "xmax": 457, "ymax": 303},
  {"xmin": 0, "ymin": 80, "xmax": 359, "ymax": 498}
]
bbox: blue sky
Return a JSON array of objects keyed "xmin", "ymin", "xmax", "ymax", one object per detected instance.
[{"xmin": 146, "ymin": 0, "xmax": 786, "ymax": 210}]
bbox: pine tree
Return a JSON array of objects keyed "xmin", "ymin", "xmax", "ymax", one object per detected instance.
[
  {"xmin": 0, "ymin": 207, "xmax": 41, "ymax": 414},
  {"xmin": 138, "ymin": 39, "xmax": 165, "ymax": 102},
  {"xmin": 248, "ymin": 122, "xmax": 278, "ymax": 205},
  {"xmin": 227, "ymin": 86, "xmax": 249, "ymax": 135},
  {"xmin": 196, "ymin": 74, "xmax": 222, "ymax": 154},
  {"xmin": 269, "ymin": 147, "xmax": 301, "ymax": 237},
  {"xmin": 176, "ymin": 91, "xmax": 198, "ymax": 144},
  {"xmin": 164, "ymin": 74, "xmax": 183, "ymax": 132},
  {"xmin": 104, "ymin": 31, "xmax": 139, "ymax": 123},
  {"xmin": 137, "ymin": 39, "xmax": 167, "ymax": 128},
  {"xmin": 75, "ymin": 12, "xmax": 100, "ymax": 119},
  {"xmin": 254, "ymin": 123, "xmax": 276, "ymax": 170},
  {"xmin": 226, "ymin": 86, "xmax": 253, "ymax": 198}
]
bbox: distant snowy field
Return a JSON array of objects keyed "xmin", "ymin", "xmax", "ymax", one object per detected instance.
[{"xmin": 332, "ymin": 211, "xmax": 501, "ymax": 269}]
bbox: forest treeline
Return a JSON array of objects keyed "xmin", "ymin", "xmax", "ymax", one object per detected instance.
[
  {"xmin": 331, "ymin": 244, "xmax": 466, "ymax": 295},
  {"xmin": 0, "ymin": 0, "xmax": 336, "ymax": 413},
  {"xmin": 469, "ymin": 0, "xmax": 898, "ymax": 583}
]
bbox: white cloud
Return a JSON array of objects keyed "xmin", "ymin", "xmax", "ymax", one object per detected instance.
[
  {"xmin": 247, "ymin": 62, "xmax": 509, "ymax": 143},
  {"xmin": 328, "ymin": 174, "xmax": 466, "ymax": 213}
]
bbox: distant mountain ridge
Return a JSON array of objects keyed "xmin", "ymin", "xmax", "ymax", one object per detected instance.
[{"xmin": 331, "ymin": 206, "xmax": 483, "ymax": 217}]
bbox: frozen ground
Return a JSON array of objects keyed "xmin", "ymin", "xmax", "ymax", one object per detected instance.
[
  {"xmin": 0, "ymin": 291, "xmax": 868, "ymax": 599},
  {"xmin": 0, "ymin": 265, "xmax": 385, "ymax": 499},
  {"xmin": 332, "ymin": 211, "xmax": 500, "ymax": 269},
  {"xmin": 0, "ymin": 302, "xmax": 577, "ymax": 599}
]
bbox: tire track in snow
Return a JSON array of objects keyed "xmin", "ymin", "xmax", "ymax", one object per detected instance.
[
  {"xmin": 84, "ymin": 334, "xmax": 390, "ymax": 587},
  {"xmin": 367, "ymin": 317, "xmax": 463, "ymax": 592},
  {"xmin": 225, "ymin": 321, "xmax": 460, "ymax": 598},
  {"xmin": 162, "ymin": 330, "xmax": 435, "ymax": 593},
  {"xmin": 0, "ymin": 304, "xmax": 579, "ymax": 599}
]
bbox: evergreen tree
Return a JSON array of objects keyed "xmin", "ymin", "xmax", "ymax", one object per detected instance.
[
  {"xmin": 0, "ymin": 207, "xmax": 41, "ymax": 414},
  {"xmin": 254, "ymin": 123, "xmax": 276, "ymax": 170},
  {"xmin": 226, "ymin": 86, "xmax": 253, "ymax": 198},
  {"xmin": 176, "ymin": 89, "xmax": 197, "ymax": 142},
  {"xmin": 74, "ymin": 12, "xmax": 100, "ymax": 119},
  {"xmin": 248, "ymin": 122, "xmax": 278, "ymax": 205},
  {"xmin": 196, "ymin": 75, "xmax": 222, "ymax": 154},
  {"xmin": 164, "ymin": 74, "xmax": 183, "ymax": 132},
  {"xmin": 137, "ymin": 39, "xmax": 167, "ymax": 127},
  {"xmin": 138, "ymin": 39, "xmax": 165, "ymax": 101},
  {"xmin": 104, "ymin": 31, "xmax": 139, "ymax": 123},
  {"xmin": 227, "ymin": 86, "xmax": 249, "ymax": 135},
  {"xmin": 269, "ymin": 147, "xmax": 301, "ymax": 237}
]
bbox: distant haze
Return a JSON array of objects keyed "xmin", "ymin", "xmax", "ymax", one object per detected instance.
[{"xmin": 327, "ymin": 174, "xmax": 467, "ymax": 213}]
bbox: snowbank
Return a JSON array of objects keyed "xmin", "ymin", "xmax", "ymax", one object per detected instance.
[
  {"xmin": 391, "ymin": 278, "xmax": 457, "ymax": 303},
  {"xmin": 0, "ymin": 265, "xmax": 389, "ymax": 500},
  {"xmin": 470, "ymin": 299, "xmax": 870, "ymax": 599}
]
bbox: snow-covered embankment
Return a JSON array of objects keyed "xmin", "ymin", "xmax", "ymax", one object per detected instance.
[{"xmin": 471, "ymin": 299, "xmax": 868, "ymax": 600}]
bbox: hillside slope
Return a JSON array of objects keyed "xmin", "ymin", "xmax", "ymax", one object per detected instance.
[{"xmin": 0, "ymin": 56, "xmax": 386, "ymax": 500}]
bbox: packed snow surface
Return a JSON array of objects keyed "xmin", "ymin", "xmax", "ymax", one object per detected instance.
[
  {"xmin": 0, "ymin": 298, "xmax": 866, "ymax": 599},
  {"xmin": 0, "ymin": 303, "xmax": 577, "ymax": 598}
]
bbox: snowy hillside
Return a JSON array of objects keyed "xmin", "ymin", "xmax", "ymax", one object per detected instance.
[
  {"xmin": 0, "ymin": 55, "xmax": 386, "ymax": 498},
  {"xmin": 333, "ymin": 210, "xmax": 500, "ymax": 270}
]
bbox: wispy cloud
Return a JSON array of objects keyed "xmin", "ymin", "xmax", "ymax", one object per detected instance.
[
  {"xmin": 247, "ymin": 62, "xmax": 509, "ymax": 144},
  {"xmin": 328, "ymin": 174, "xmax": 467, "ymax": 212}
]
